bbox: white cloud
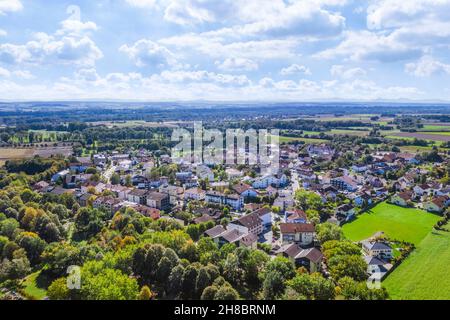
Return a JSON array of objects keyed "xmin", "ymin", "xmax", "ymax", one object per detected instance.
[
  {"xmin": 154, "ymin": 69, "xmax": 252, "ymax": 86},
  {"xmin": 0, "ymin": 32, "xmax": 103, "ymax": 66},
  {"xmin": 0, "ymin": 29, "xmax": 6, "ymax": 37},
  {"xmin": 330, "ymin": 65, "xmax": 366, "ymax": 79},
  {"xmin": 57, "ymin": 19, "xmax": 98, "ymax": 36},
  {"xmin": 406, "ymin": 56, "xmax": 450, "ymax": 77},
  {"xmin": 0, "ymin": 0, "xmax": 22, "ymax": 14},
  {"xmin": 215, "ymin": 58, "xmax": 258, "ymax": 72},
  {"xmin": 13, "ymin": 70, "xmax": 34, "ymax": 79},
  {"xmin": 163, "ymin": 0, "xmax": 345, "ymax": 40},
  {"xmin": 367, "ymin": 0, "xmax": 450, "ymax": 30},
  {"xmin": 280, "ymin": 64, "xmax": 311, "ymax": 76},
  {"xmin": 125, "ymin": 0, "xmax": 158, "ymax": 8},
  {"xmin": 120, "ymin": 39, "xmax": 178, "ymax": 68},
  {"xmin": 0, "ymin": 66, "xmax": 10, "ymax": 77},
  {"xmin": 316, "ymin": 30, "xmax": 422, "ymax": 62}
]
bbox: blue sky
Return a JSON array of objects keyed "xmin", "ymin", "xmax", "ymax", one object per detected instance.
[{"xmin": 0, "ymin": 0, "xmax": 450, "ymax": 101}]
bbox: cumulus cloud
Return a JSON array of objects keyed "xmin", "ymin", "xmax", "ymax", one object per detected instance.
[
  {"xmin": 0, "ymin": 0, "xmax": 22, "ymax": 14},
  {"xmin": 406, "ymin": 56, "xmax": 450, "ymax": 77},
  {"xmin": 57, "ymin": 19, "xmax": 98, "ymax": 36},
  {"xmin": 125, "ymin": 0, "xmax": 158, "ymax": 8},
  {"xmin": 280, "ymin": 64, "xmax": 311, "ymax": 76},
  {"xmin": 367, "ymin": 0, "xmax": 450, "ymax": 30},
  {"xmin": 119, "ymin": 39, "xmax": 178, "ymax": 68},
  {"xmin": 0, "ymin": 29, "xmax": 6, "ymax": 37},
  {"xmin": 0, "ymin": 66, "xmax": 10, "ymax": 77},
  {"xmin": 162, "ymin": 0, "xmax": 345, "ymax": 40},
  {"xmin": 330, "ymin": 65, "xmax": 366, "ymax": 79},
  {"xmin": 0, "ymin": 32, "xmax": 103, "ymax": 66},
  {"xmin": 215, "ymin": 58, "xmax": 258, "ymax": 72},
  {"xmin": 316, "ymin": 30, "xmax": 422, "ymax": 62}
]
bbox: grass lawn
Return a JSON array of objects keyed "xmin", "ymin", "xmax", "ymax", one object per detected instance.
[
  {"xmin": 21, "ymin": 271, "xmax": 49, "ymax": 300},
  {"xmin": 342, "ymin": 202, "xmax": 440, "ymax": 245},
  {"xmin": 383, "ymin": 224, "xmax": 450, "ymax": 300}
]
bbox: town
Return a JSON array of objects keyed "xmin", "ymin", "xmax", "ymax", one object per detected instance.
[{"xmin": 1, "ymin": 108, "xmax": 448, "ymax": 300}]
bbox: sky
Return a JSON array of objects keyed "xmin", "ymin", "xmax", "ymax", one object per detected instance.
[{"xmin": 0, "ymin": 0, "xmax": 450, "ymax": 102}]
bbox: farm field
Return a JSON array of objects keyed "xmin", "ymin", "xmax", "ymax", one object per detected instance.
[
  {"xmin": 278, "ymin": 135, "xmax": 329, "ymax": 144},
  {"xmin": 383, "ymin": 224, "xmax": 450, "ymax": 300},
  {"xmin": 342, "ymin": 202, "xmax": 440, "ymax": 245},
  {"xmin": 88, "ymin": 120, "xmax": 181, "ymax": 128},
  {"xmin": 390, "ymin": 132, "xmax": 450, "ymax": 142},
  {"xmin": 0, "ymin": 146, "xmax": 73, "ymax": 165}
]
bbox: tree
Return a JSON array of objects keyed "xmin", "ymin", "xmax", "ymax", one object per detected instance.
[
  {"xmin": 41, "ymin": 242, "xmax": 82, "ymax": 277},
  {"xmin": 286, "ymin": 273, "xmax": 335, "ymax": 300},
  {"xmin": 262, "ymin": 270, "xmax": 285, "ymax": 300},
  {"xmin": 181, "ymin": 265, "xmax": 199, "ymax": 299},
  {"xmin": 47, "ymin": 277, "xmax": 71, "ymax": 300},
  {"xmin": 214, "ymin": 285, "xmax": 240, "ymax": 300},
  {"xmin": 316, "ymin": 223, "xmax": 343, "ymax": 243},
  {"xmin": 138, "ymin": 286, "xmax": 153, "ymax": 300},
  {"xmin": 16, "ymin": 232, "xmax": 47, "ymax": 265},
  {"xmin": 81, "ymin": 262, "xmax": 139, "ymax": 300},
  {"xmin": 201, "ymin": 285, "xmax": 218, "ymax": 300},
  {"xmin": 111, "ymin": 173, "xmax": 121, "ymax": 185}
]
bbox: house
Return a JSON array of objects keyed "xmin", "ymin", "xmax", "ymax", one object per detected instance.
[
  {"xmin": 93, "ymin": 196, "xmax": 122, "ymax": 216},
  {"xmin": 307, "ymin": 144, "xmax": 334, "ymax": 159},
  {"xmin": 192, "ymin": 207, "xmax": 222, "ymax": 221},
  {"xmin": 81, "ymin": 181, "xmax": 106, "ymax": 194},
  {"xmin": 424, "ymin": 196, "xmax": 449, "ymax": 213},
  {"xmin": 228, "ymin": 212, "xmax": 264, "ymax": 235},
  {"xmin": 391, "ymin": 191, "xmax": 413, "ymax": 207},
  {"xmin": 252, "ymin": 174, "xmax": 288, "ymax": 189},
  {"xmin": 93, "ymin": 154, "xmax": 107, "ymax": 165},
  {"xmin": 184, "ymin": 187, "xmax": 206, "ymax": 201},
  {"xmin": 273, "ymin": 194, "xmax": 294, "ymax": 213},
  {"xmin": 226, "ymin": 168, "xmax": 244, "ymax": 179},
  {"xmin": 204, "ymin": 225, "xmax": 257, "ymax": 249},
  {"xmin": 232, "ymin": 183, "xmax": 257, "ymax": 199},
  {"xmin": 176, "ymin": 171, "xmax": 193, "ymax": 183},
  {"xmin": 362, "ymin": 241, "xmax": 393, "ymax": 260},
  {"xmin": 51, "ymin": 170, "xmax": 70, "ymax": 183},
  {"xmin": 205, "ymin": 191, "xmax": 244, "ymax": 210},
  {"xmin": 276, "ymin": 243, "xmax": 323, "ymax": 273},
  {"xmin": 146, "ymin": 192, "xmax": 170, "ymax": 210},
  {"xmin": 331, "ymin": 176, "xmax": 358, "ymax": 192},
  {"xmin": 279, "ymin": 223, "xmax": 315, "ymax": 246},
  {"xmin": 352, "ymin": 165, "xmax": 368, "ymax": 173},
  {"xmin": 159, "ymin": 185, "xmax": 184, "ymax": 206},
  {"xmin": 196, "ymin": 165, "xmax": 215, "ymax": 182},
  {"xmin": 365, "ymin": 256, "xmax": 390, "ymax": 280},
  {"xmin": 414, "ymin": 184, "xmax": 432, "ymax": 197},
  {"xmin": 127, "ymin": 189, "xmax": 148, "ymax": 205},
  {"xmin": 33, "ymin": 181, "xmax": 50, "ymax": 192},
  {"xmin": 285, "ymin": 209, "xmax": 307, "ymax": 224},
  {"xmin": 252, "ymin": 207, "xmax": 272, "ymax": 226},
  {"xmin": 76, "ymin": 192, "xmax": 92, "ymax": 207},
  {"xmin": 69, "ymin": 162, "xmax": 89, "ymax": 173},
  {"xmin": 354, "ymin": 192, "xmax": 373, "ymax": 207},
  {"xmin": 106, "ymin": 185, "xmax": 131, "ymax": 200},
  {"xmin": 335, "ymin": 204, "xmax": 356, "ymax": 221},
  {"xmin": 193, "ymin": 214, "xmax": 215, "ymax": 224}
]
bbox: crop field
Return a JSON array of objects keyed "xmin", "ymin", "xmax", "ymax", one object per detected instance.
[
  {"xmin": 390, "ymin": 132, "xmax": 450, "ymax": 142},
  {"xmin": 342, "ymin": 202, "xmax": 440, "ymax": 245},
  {"xmin": 0, "ymin": 146, "xmax": 73, "ymax": 166},
  {"xmin": 278, "ymin": 136, "xmax": 329, "ymax": 144},
  {"xmin": 383, "ymin": 224, "xmax": 450, "ymax": 300},
  {"xmin": 88, "ymin": 120, "xmax": 181, "ymax": 128}
]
